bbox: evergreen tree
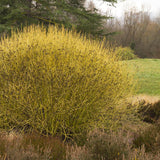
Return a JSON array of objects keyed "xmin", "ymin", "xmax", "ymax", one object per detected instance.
[{"xmin": 0, "ymin": 0, "xmax": 117, "ymax": 37}]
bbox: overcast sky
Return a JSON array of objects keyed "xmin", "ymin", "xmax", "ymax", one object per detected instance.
[{"xmin": 85, "ymin": 0, "xmax": 160, "ymax": 18}]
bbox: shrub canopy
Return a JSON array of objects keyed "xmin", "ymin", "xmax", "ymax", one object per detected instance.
[
  {"xmin": 0, "ymin": 25, "xmax": 132, "ymax": 140},
  {"xmin": 114, "ymin": 47, "xmax": 137, "ymax": 60}
]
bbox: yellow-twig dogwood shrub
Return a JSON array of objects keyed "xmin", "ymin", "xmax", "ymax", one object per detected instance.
[{"xmin": 0, "ymin": 25, "xmax": 133, "ymax": 140}]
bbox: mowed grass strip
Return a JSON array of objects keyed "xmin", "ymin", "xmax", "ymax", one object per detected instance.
[{"xmin": 126, "ymin": 59, "xmax": 160, "ymax": 96}]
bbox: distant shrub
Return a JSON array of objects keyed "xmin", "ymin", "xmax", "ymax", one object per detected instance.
[
  {"xmin": 0, "ymin": 25, "xmax": 133, "ymax": 141},
  {"xmin": 114, "ymin": 47, "xmax": 137, "ymax": 60}
]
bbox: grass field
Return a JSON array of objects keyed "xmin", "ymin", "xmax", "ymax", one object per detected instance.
[{"xmin": 126, "ymin": 59, "xmax": 160, "ymax": 96}]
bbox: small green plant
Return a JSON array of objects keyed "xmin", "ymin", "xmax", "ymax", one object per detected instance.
[{"xmin": 114, "ymin": 47, "xmax": 137, "ymax": 60}]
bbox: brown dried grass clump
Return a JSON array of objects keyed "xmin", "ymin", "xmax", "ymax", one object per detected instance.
[
  {"xmin": 0, "ymin": 131, "xmax": 66, "ymax": 160},
  {"xmin": 66, "ymin": 129, "xmax": 160, "ymax": 160}
]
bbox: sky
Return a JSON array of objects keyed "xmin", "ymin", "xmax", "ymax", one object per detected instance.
[{"xmin": 85, "ymin": 0, "xmax": 160, "ymax": 19}]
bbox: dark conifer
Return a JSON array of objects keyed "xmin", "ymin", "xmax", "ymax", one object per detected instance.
[{"xmin": 0, "ymin": 0, "xmax": 117, "ymax": 37}]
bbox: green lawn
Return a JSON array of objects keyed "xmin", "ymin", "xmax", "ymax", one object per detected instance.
[{"xmin": 126, "ymin": 59, "xmax": 160, "ymax": 96}]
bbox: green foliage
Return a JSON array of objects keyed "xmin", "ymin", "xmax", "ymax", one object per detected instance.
[
  {"xmin": 0, "ymin": 25, "xmax": 132, "ymax": 141},
  {"xmin": 0, "ymin": 0, "xmax": 117, "ymax": 37},
  {"xmin": 114, "ymin": 47, "xmax": 137, "ymax": 60}
]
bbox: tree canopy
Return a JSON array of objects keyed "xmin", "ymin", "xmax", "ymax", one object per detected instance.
[{"xmin": 0, "ymin": 0, "xmax": 117, "ymax": 37}]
